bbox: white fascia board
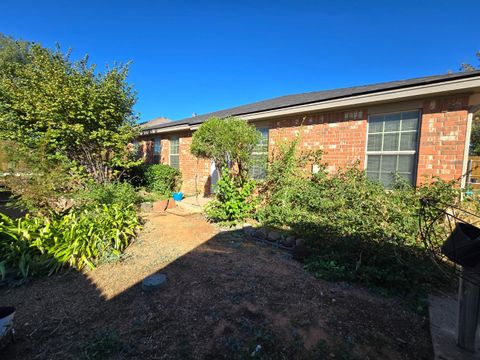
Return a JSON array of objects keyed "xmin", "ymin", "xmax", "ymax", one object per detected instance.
[
  {"xmin": 140, "ymin": 125, "xmax": 190, "ymax": 135},
  {"xmin": 237, "ymin": 77, "xmax": 480, "ymax": 121}
]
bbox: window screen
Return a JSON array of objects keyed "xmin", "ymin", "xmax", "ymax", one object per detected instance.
[
  {"xmin": 170, "ymin": 136, "xmax": 179, "ymax": 170},
  {"xmin": 366, "ymin": 110, "xmax": 420, "ymax": 187},
  {"xmin": 153, "ymin": 138, "xmax": 161, "ymax": 163},
  {"xmin": 250, "ymin": 128, "xmax": 269, "ymax": 180}
]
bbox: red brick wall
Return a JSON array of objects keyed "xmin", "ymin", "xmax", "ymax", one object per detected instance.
[
  {"xmin": 416, "ymin": 95, "xmax": 470, "ymax": 186},
  {"xmin": 267, "ymin": 109, "xmax": 368, "ymax": 173},
  {"xmin": 140, "ymin": 94, "xmax": 473, "ymax": 193},
  {"xmin": 140, "ymin": 132, "xmax": 211, "ymax": 196},
  {"xmin": 176, "ymin": 132, "xmax": 211, "ymax": 196}
]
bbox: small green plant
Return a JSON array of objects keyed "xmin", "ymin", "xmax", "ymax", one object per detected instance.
[
  {"xmin": 0, "ymin": 204, "xmax": 141, "ymax": 278},
  {"xmin": 75, "ymin": 181, "xmax": 140, "ymax": 208},
  {"xmin": 205, "ymin": 172, "xmax": 257, "ymax": 225},
  {"xmin": 144, "ymin": 164, "xmax": 182, "ymax": 196},
  {"xmin": 83, "ymin": 329, "xmax": 123, "ymax": 360},
  {"xmin": 137, "ymin": 188, "xmax": 169, "ymax": 202}
]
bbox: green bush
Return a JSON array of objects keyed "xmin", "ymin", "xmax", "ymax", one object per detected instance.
[
  {"xmin": 205, "ymin": 171, "xmax": 257, "ymax": 225},
  {"xmin": 120, "ymin": 163, "xmax": 148, "ymax": 187},
  {"xmin": 257, "ymin": 139, "xmax": 459, "ymax": 295},
  {"xmin": 144, "ymin": 164, "xmax": 182, "ymax": 196},
  {"xmin": 76, "ymin": 181, "xmax": 140, "ymax": 208},
  {"xmin": 190, "ymin": 116, "xmax": 261, "ymax": 182},
  {"xmin": 0, "ymin": 204, "xmax": 141, "ymax": 278}
]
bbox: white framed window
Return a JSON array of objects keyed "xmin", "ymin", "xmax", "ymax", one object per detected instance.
[
  {"xmin": 366, "ymin": 110, "xmax": 420, "ymax": 187},
  {"xmin": 169, "ymin": 136, "xmax": 179, "ymax": 169},
  {"xmin": 250, "ymin": 128, "xmax": 269, "ymax": 180},
  {"xmin": 153, "ymin": 138, "xmax": 161, "ymax": 163}
]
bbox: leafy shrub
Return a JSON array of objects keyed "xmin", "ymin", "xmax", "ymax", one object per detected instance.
[
  {"xmin": 257, "ymin": 138, "xmax": 459, "ymax": 294},
  {"xmin": 205, "ymin": 172, "xmax": 257, "ymax": 225},
  {"xmin": 1, "ymin": 143, "xmax": 85, "ymax": 214},
  {"xmin": 190, "ymin": 117, "xmax": 261, "ymax": 182},
  {"xmin": 0, "ymin": 204, "xmax": 141, "ymax": 278},
  {"xmin": 144, "ymin": 164, "xmax": 182, "ymax": 196},
  {"xmin": 120, "ymin": 163, "xmax": 148, "ymax": 187},
  {"xmin": 76, "ymin": 181, "xmax": 140, "ymax": 208}
]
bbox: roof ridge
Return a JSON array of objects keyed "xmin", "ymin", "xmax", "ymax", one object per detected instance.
[{"xmin": 144, "ymin": 70, "xmax": 480, "ymax": 131}]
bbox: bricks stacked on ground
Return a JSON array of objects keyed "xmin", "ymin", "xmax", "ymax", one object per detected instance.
[{"xmin": 139, "ymin": 94, "xmax": 475, "ymax": 196}]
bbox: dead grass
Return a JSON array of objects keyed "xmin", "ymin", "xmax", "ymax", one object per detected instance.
[{"xmin": 0, "ymin": 212, "xmax": 432, "ymax": 359}]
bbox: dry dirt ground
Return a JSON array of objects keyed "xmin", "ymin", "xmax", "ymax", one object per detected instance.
[{"xmin": 0, "ymin": 211, "xmax": 433, "ymax": 360}]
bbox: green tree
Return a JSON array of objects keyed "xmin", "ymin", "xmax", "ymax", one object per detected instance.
[
  {"xmin": 460, "ymin": 51, "xmax": 480, "ymax": 72},
  {"xmin": 0, "ymin": 34, "xmax": 29, "ymax": 69},
  {"xmin": 0, "ymin": 34, "xmax": 140, "ymax": 184},
  {"xmin": 190, "ymin": 117, "xmax": 261, "ymax": 182}
]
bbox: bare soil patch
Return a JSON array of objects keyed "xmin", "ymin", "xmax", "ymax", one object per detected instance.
[{"xmin": 0, "ymin": 212, "xmax": 432, "ymax": 359}]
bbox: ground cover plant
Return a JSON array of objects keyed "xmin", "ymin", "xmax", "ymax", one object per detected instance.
[{"xmin": 0, "ymin": 204, "xmax": 141, "ymax": 279}]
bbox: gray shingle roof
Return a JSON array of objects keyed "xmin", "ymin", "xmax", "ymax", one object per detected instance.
[
  {"xmin": 140, "ymin": 117, "xmax": 171, "ymax": 130},
  {"xmin": 148, "ymin": 70, "xmax": 480, "ymax": 130}
]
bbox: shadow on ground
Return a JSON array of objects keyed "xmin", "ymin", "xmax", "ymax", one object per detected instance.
[{"xmin": 0, "ymin": 213, "xmax": 433, "ymax": 360}]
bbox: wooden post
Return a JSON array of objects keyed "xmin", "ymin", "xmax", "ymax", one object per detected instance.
[{"xmin": 457, "ymin": 265, "xmax": 480, "ymax": 352}]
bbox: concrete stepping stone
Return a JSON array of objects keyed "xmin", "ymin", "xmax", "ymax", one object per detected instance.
[{"xmin": 142, "ymin": 274, "xmax": 167, "ymax": 292}]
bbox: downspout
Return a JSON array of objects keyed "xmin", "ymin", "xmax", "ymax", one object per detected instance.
[{"xmin": 461, "ymin": 111, "xmax": 473, "ymax": 189}]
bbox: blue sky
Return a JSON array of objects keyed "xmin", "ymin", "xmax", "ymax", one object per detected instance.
[{"xmin": 1, "ymin": 0, "xmax": 479, "ymax": 122}]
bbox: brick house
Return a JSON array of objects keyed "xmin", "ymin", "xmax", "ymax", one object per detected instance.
[{"xmin": 138, "ymin": 71, "xmax": 480, "ymax": 196}]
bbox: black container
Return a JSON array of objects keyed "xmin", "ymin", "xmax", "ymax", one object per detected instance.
[{"xmin": 441, "ymin": 222, "xmax": 480, "ymax": 267}]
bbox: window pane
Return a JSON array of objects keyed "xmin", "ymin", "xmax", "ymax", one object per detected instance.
[
  {"xmin": 382, "ymin": 133, "xmax": 399, "ymax": 151},
  {"xmin": 384, "ymin": 113, "xmax": 401, "ymax": 131},
  {"xmin": 401, "ymin": 111, "xmax": 419, "ymax": 131},
  {"xmin": 367, "ymin": 155, "xmax": 380, "ymax": 172},
  {"xmin": 399, "ymin": 132, "xmax": 417, "ymax": 151},
  {"xmin": 170, "ymin": 137, "xmax": 179, "ymax": 155},
  {"xmin": 369, "ymin": 116, "xmax": 384, "ymax": 133},
  {"xmin": 367, "ymin": 172, "xmax": 380, "ymax": 182},
  {"xmin": 367, "ymin": 111, "xmax": 418, "ymax": 187},
  {"xmin": 251, "ymin": 128, "xmax": 269, "ymax": 180},
  {"xmin": 154, "ymin": 138, "xmax": 161, "ymax": 154},
  {"xmin": 380, "ymin": 155, "xmax": 397, "ymax": 172},
  {"xmin": 170, "ymin": 155, "xmax": 179, "ymax": 169},
  {"xmin": 380, "ymin": 172, "xmax": 395, "ymax": 188},
  {"xmin": 367, "ymin": 134, "xmax": 382, "ymax": 151},
  {"xmin": 258, "ymin": 128, "xmax": 269, "ymax": 138},
  {"xmin": 398, "ymin": 173, "xmax": 413, "ymax": 184},
  {"xmin": 401, "ymin": 118, "xmax": 418, "ymax": 131},
  {"xmin": 397, "ymin": 155, "xmax": 414, "ymax": 173}
]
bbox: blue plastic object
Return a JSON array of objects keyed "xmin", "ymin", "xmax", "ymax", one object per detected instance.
[{"xmin": 172, "ymin": 192, "xmax": 183, "ymax": 201}]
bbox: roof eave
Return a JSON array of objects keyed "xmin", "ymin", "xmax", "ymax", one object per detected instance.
[
  {"xmin": 238, "ymin": 75, "xmax": 480, "ymax": 121},
  {"xmin": 141, "ymin": 74, "xmax": 480, "ymax": 135}
]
